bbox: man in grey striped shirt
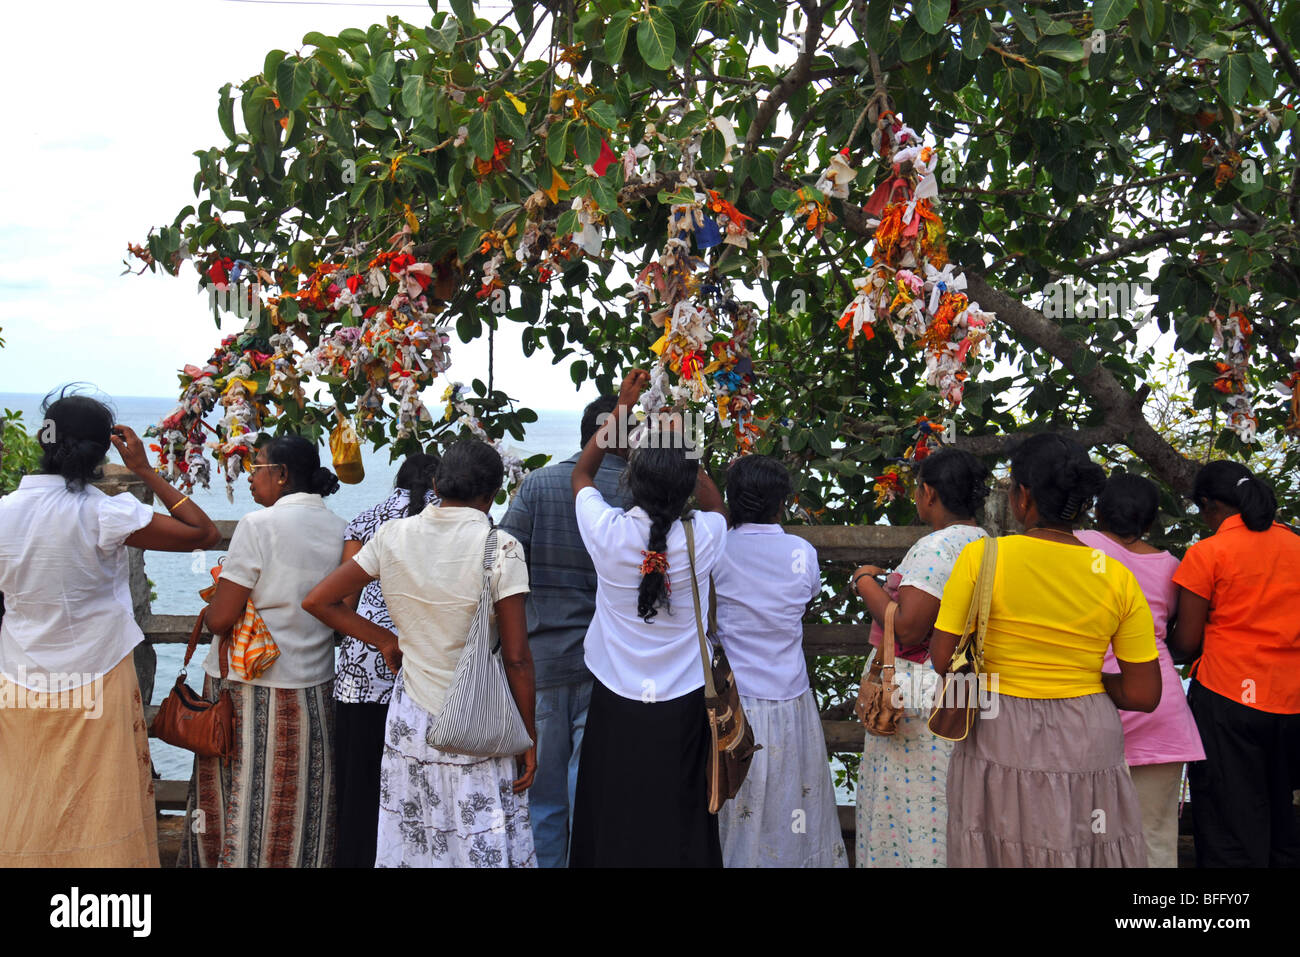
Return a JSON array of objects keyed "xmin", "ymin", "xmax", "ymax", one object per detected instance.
[{"xmin": 499, "ymin": 396, "xmax": 629, "ymax": 868}]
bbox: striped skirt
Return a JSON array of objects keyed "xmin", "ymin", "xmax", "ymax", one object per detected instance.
[{"xmin": 179, "ymin": 676, "xmax": 336, "ymax": 868}]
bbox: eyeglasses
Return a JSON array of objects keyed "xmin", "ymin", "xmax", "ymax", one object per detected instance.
[{"xmin": 247, "ymin": 463, "xmax": 284, "ymax": 475}]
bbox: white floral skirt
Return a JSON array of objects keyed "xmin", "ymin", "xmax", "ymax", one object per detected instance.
[
  {"xmin": 376, "ymin": 673, "xmax": 536, "ymax": 868},
  {"xmin": 718, "ymin": 689, "xmax": 848, "ymax": 868},
  {"xmin": 855, "ymin": 656, "xmax": 954, "ymax": 868}
]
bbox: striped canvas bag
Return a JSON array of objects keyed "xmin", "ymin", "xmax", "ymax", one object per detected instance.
[{"xmin": 427, "ymin": 526, "xmax": 534, "ymax": 758}]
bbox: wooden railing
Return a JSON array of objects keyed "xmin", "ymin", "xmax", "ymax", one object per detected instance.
[{"xmin": 98, "ymin": 467, "xmax": 1006, "ymax": 821}]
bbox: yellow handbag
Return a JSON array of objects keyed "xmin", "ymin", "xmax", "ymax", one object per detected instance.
[
  {"xmin": 330, "ymin": 408, "xmax": 365, "ymax": 485},
  {"xmin": 199, "ymin": 561, "xmax": 280, "ymax": 681}
]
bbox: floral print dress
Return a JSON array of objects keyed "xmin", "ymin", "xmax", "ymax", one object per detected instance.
[{"xmin": 855, "ymin": 523, "xmax": 986, "ymax": 868}]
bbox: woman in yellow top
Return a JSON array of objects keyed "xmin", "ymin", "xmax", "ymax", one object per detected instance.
[{"xmin": 930, "ymin": 434, "xmax": 1161, "ymax": 867}]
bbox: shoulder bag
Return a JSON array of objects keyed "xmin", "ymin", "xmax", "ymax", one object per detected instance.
[
  {"xmin": 428, "ymin": 526, "xmax": 534, "ymax": 758},
  {"xmin": 927, "ymin": 536, "xmax": 998, "ymax": 742},
  {"xmin": 856, "ymin": 601, "xmax": 903, "ymax": 736},
  {"xmin": 684, "ymin": 516, "xmax": 761, "ymax": 814},
  {"xmin": 150, "ymin": 605, "xmax": 234, "ymax": 759}
]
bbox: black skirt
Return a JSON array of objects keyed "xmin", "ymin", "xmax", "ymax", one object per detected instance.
[
  {"xmin": 334, "ymin": 700, "xmax": 391, "ymax": 868},
  {"xmin": 570, "ymin": 678, "xmax": 722, "ymax": 868}
]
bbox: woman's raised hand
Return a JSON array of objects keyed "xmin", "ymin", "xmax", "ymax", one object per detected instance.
[
  {"xmin": 109, "ymin": 424, "xmax": 152, "ymax": 475},
  {"xmin": 617, "ymin": 368, "xmax": 650, "ymax": 409}
]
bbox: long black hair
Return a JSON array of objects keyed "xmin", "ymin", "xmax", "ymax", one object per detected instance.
[
  {"xmin": 1009, "ymin": 433, "xmax": 1106, "ymax": 524},
  {"xmin": 263, "ymin": 434, "xmax": 340, "ymax": 497},
  {"xmin": 38, "ymin": 386, "xmax": 116, "ymax": 492},
  {"xmin": 1192, "ymin": 460, "xmax": 1276, "ymax": 532},
  {"xmin": 1095, "ymin": 471, "xmax": 1160, "ymax": 539},
  {"xmin": 625, "ymin": 444, "xmax": 699, "ymax": 622},
  {"xmin": 917, "ymin": 448, "xmax": 990, "ymax": 519},
  {"xmin": 395, "ymin": 451, "xmax": 441, "ymax": 517},
  {"xmin": 725, "ymin": 454, "xmax": 791, "ymax": 527}
]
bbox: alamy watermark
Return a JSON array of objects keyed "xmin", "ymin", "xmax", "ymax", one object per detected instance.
[
  {"xmin": 597, "ymin": 410, "xmax": 706, "ymax": 461},
  {"xmin": 0, "ymin": 668, "xmax": 104, "ymax": 718}
]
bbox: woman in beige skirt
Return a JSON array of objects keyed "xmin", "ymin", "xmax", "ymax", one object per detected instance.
[
  {"xmin": 0, "ymin": 390, "xmax": 219, "ymax": 866},
  {"xmin": 929, "ymin": 435, "xmax": 1161, "ymax": 867}
]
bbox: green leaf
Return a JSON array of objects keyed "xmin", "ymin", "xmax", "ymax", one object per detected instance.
[
  {"xmin": 275, "ymin": 58, "xmax": 313, "ymax": 111},
  {"xmin": 1219, "ymin": 53, "xmax": 1252, "ymax": 104},
  {"xmin": 449, "ymin": 0, "xmax": 474, "ymax": 29},
  {"xmin": 589, "ymin": 174, "xmax": 617, "ymax": 213},
  {"xmin": 466, "ymin": 179, "xmax": 493, "ymax": 213},
  {"xmin": 1248, "ymin": 50, "xmax": 1276, "ymax": 99},
  {"xmin": 657, "ymin": 187, "xmax": 698, "ymax": 205},
  {"xmin": 494, "ymin": 99, "xmax": 529, "ymax": 142},
  {"xmin": 457, "ymin": 227, "xmax": 484, "ymax": 262},
  {"xmin": 1037, "ymin": 34, "xmax": 1085, "ymax": 62},
  {"xmin": 547, "ymin": 119, "xmax": 571, "ymax": 168},
  {"xmin": 700, "ymin": 127, "xmax": 726, "ymax": 167},
  {"xmin": 218, "ymin": 84, "xmax": 237, "ymax": 141},
  {"xmin": 604, "ymin": 9, "xmax": 632, "ymax": 62},
  {"xmin": 427, "ymin": 19, "xmax": 459, "ymax": 53},
  {"xmin": 556, "ymin": 208, "xmax": 579, "ymax": 236},
  {"xmin": 585, "ymin": 100, "xmax": 619, "ymax": 131},
  {"xmin": 961, "ymin": 12, "xmax": 992, "ymax": 60},
  {"xmin": 637, "ymin": 7, "xmax": 677, "ymax": 71},
  {"xmin": 570, "ymin": 359, "xmax": 588, "ymax": 386},
  {"xmin": 468, "ymin": 109, "xmax": 495, "ymax": 160},
  {"xmin": 264, "ymin": 49, "xmax": 287, "ymax": 82},
  {"xmin": 750, "ymin": 152, "xmax": 774, "ymax": 187},
  {"xmin": 401, "ymin": 75, "xmax": 423, "ymax": 116},
  {"xmin": 365, "ymin": 73, "xmax": 391, "ymax": 110},
  {"xmin": 913, "ymin": 0, "xmax": 948, "ymax": 35},
  {"xmin": 573, "ymin": 122, "xmax": 602, "ymax": 165},
  {"xmin": 1093, "ymin": 0, "xmax": 1136, "ymax": 32},
  {"xmin": 770, "ymin": 188, "xmax": 798, "ymax": 210}
]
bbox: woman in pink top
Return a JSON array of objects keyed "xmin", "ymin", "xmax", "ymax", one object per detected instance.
[{"xmin": 1075, "ymin": 472, "xmax": 1204, "ymax": 867}]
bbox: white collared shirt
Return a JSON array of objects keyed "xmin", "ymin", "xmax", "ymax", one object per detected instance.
[
  {"xmin": 0, "ymin": 473, "xmax": 155, "ymax": 691},
  {"xmin": 574, "ymin": 486, "xmax": 728, "ymax": 702},
  {"xmin": 352, "ymin": 505, "xmax": 530, "ymax": 716},
  {"xmin": 202, "ymin": 492, "xmax": 347, "ymax": 688},
  {"xmin": 712, "ymin": 523, "xmax": 821, "ymax": 700}
]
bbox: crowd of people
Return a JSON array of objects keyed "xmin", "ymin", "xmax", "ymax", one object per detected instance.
[{"xmin": 0, "ymin": 379, "xmax": 1297, "ymax": 868}]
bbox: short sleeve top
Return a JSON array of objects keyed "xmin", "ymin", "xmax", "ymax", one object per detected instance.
[
  {"xmin": 201, "ymin": 492, "xmax": 347, "ymax": 689},
  {"xmin": 574, "ymin": 486, "xmax": 728, "ymax": 702},
  {"xmin": 0, "ymin": 474, "xmax": 154, "ymax": 691},
  {"xmin": 1172, "ymin": 515, "xmax": 1300, "ymax": 714},
  {"xmin": 353, "ymin": 505, "xmax": 529, "ymax": 716},
  {"xmin": 934, "ymin": 535, "xmax": 1157, "ymax": 699}
]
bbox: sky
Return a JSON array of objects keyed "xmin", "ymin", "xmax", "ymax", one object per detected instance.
[{"xmin": 0, "ymin": 0, "xmax": 592, "ymax": 411}]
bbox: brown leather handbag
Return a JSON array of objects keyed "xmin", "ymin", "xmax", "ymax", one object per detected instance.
[
  {"xmin": 150, "ymin": 606, "xmax": 234, "ymax": 759},
  {"xmin": 927, "ymin": 537, "xmax": 998, "ymax": 742},
  {"xmin": 856, "ymin": 601, "xmax": 903, "ymax": 736},
  {"xmin": 683, "ymin": 517, "xmax": 761, "ymax": 814}
]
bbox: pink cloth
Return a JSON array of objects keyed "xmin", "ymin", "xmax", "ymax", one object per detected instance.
[
  {"xmin": 1074, "ymin": 530, "xmax": 1205, "ymax": 766},
  {"xmin": 868, "ymin": 572, "xmax": 930, "ymax": 665}
]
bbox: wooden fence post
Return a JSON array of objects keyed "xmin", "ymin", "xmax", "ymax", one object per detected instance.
[{"xmin": 94, "ymin": 465, "xmax": 156, "ymax": 704}]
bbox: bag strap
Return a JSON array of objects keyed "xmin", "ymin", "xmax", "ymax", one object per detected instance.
[
  {"xmin": 683, "ymin": 517, "xmax": 718, "ymax": 700},
  {"xmin": 183, "ymin": 607, "xmax": 230, "ymax": 681},
  {"xmin": 973, "ymin": 537, "xmax": 997, "ymax": 660},
  {"xmin": 881, "ymin": 601, "xmax": 898, "ymax": 670}
]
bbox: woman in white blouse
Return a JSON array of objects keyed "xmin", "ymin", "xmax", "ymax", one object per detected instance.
[
  {"xmin": 713, "ymin": 454, "xmax": 848, "ymax": 867},
  {"xmin": 0, "ymin": 390, "xmax": 219, "ymax": 867},
  {"xmin": 178, "ymin": 434, "xmax": 347, "ymax": 868},
  {"xmin": 567, "ymin": 370, "xmax": 730, "ymax": 867}
]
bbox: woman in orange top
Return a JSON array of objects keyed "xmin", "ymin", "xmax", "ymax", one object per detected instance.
[{"xmin": 1169, "ymin": 461, "xmax": 1300, "ymax": 867}]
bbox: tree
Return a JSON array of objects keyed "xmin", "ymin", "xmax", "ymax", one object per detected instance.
[
  {"xmin": 130, "ymin": 0, "xmax": 1300, "ymax": 788},
  {"xmin": 129, "ymin": 0, "xmax": 1300, "ymax": 518}
]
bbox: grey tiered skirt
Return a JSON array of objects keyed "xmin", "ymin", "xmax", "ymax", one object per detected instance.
[{"xmin": 946, "ymin": 692, "xmax": 1148, "ymax": 867}]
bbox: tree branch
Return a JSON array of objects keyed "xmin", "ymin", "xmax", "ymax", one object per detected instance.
[
  {"xmin": 1241, "ymin": 0, "xmax": 1300, "ymax": 90},
  {"xmin": 744, "ymin": 2, "xmax": 825, "ymax": 155}
]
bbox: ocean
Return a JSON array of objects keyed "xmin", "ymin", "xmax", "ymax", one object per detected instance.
[{"xmin": 1, "ymin": 392, "xmax": 584, "ymax": 782}]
